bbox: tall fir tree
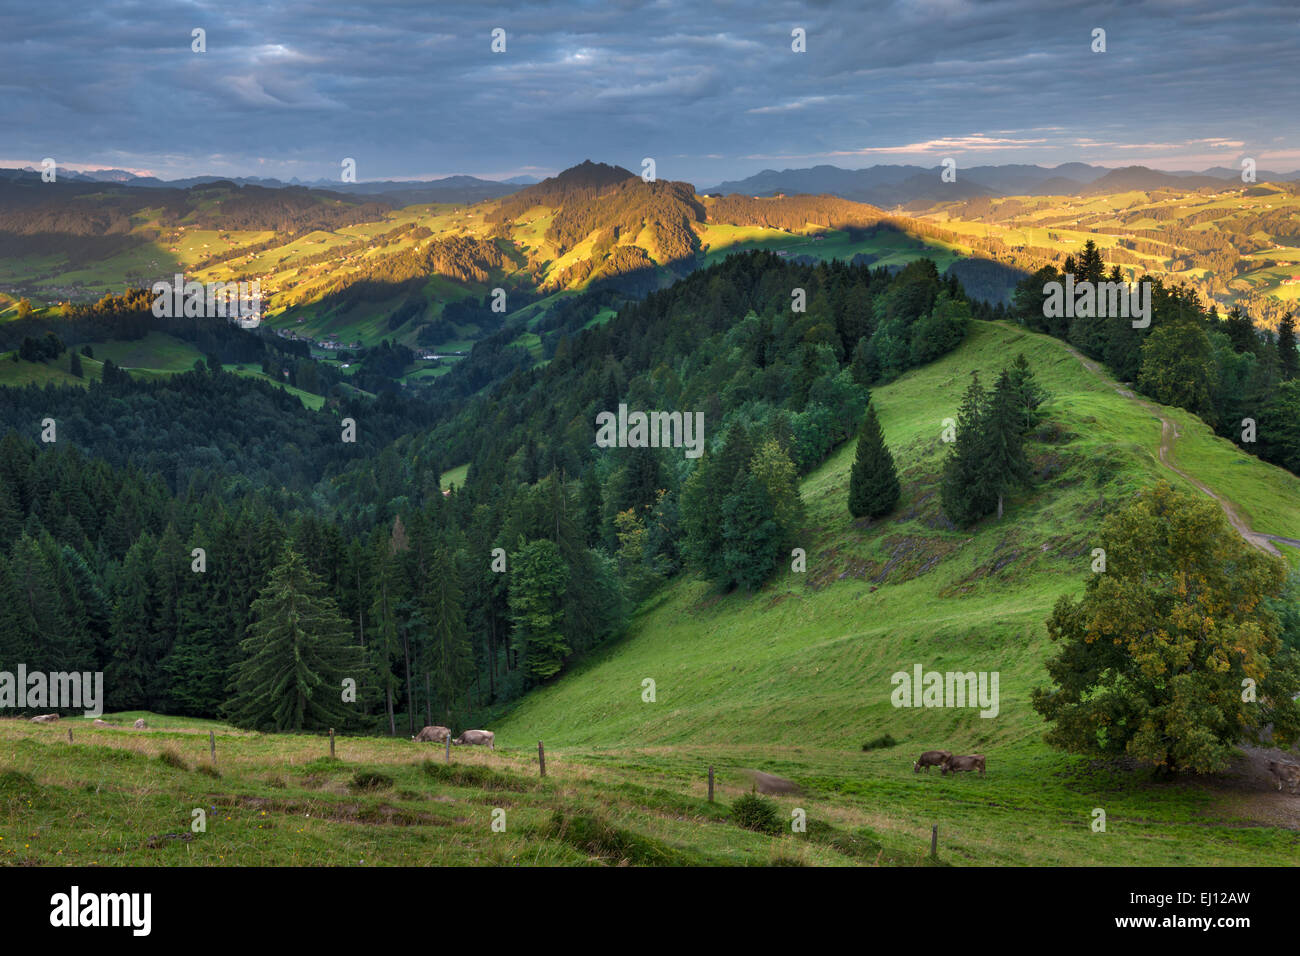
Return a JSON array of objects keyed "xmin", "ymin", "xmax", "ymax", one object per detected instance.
[
  {"xmin": 984, "ymin": 369, "xmax": 1034, "ymax": 519},
  {"xmin": 847, "ymin": 401, "xmax": 901, "ymax": 519},
  {"xmin": 941, "ymin": 372, "xmax": 995, "ymax": 527},
  {"xmin": 1278, "ymin": 312, "xmax": 1298, "ymax": 382},
  {"xmin": 509, "ymin": 538, "xmax": 570, "ymax": 682},
  {"xmin": 226, "ymin": 548, "xmax": 363, "ymax": 732},
  {"xmin": 369, "ymin": 525, "xmax": 406, "ymax": 735},
  {"xmin": 422, "ymin": 542, "xmax": 474, "ymax": 722},
  {"xmin": 106, "ymin": 533, "xmax": 159, "ymax": 708},
  {"xmin": 722, "ymin": 472, "xmax": 782, "ymax": 591}
]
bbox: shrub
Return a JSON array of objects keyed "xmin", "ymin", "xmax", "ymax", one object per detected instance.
[
  {"xmin": 731, "ymin": 793, "xmax": 781, "ymax": 835},
  {"xmin": 861, "ymin": 733, "xmax": 897, "ymax": 751}
]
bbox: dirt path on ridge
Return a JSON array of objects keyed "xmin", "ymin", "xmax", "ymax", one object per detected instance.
[{"xmin": 1064, "ymin": 347, "xmax": 1297, "ymax": 557}]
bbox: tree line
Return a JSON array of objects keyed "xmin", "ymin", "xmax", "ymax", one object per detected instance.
[{"xmin": 1012, "ymin": 240, "xmax": 1300, "ymax": 477}]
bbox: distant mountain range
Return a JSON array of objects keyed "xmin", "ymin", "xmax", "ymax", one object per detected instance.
[
  {"xmin": 702, "ymin": 163, "xmax": 1300, "ymax": 207},
  {"xmin": 4, "ymin": 159, "xmax": 1298, "ymax": 213},
  {"xmin": 0, "ymin": 167, "xmax": 527, "ymax": 206}
]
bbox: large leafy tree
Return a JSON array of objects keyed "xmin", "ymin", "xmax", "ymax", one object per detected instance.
[
  {"xmin": 227, "ymin": 547, "xmax": 363, "ymax": 732},
  {"xmin": 1136, "ymin": 320, "xmax": 1216, "ymax": 421},
  {"xmin": 1031, "ymin": 481, "xmax": 1300, "ymax": 773}
]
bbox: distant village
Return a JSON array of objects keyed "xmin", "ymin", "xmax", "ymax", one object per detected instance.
[{"xmin": 272, "ymin": 325, "xmax": 462, "ymax": 362}]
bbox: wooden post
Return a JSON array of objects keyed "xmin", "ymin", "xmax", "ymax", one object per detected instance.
[
  {"xmin": 329, "ymin": 727, "xmax": 335, "ymax": 759},
  {"xmin": 209, "ymin": 730, "xmax": 216, "ymax": 765},
  {"xmin": 708, "ymin": 765, "xmax": 715, "ymax": 802},
  {"xmin": 930, "ymin": 824, "xmax": 938, "ymax": 859},
  {"xmin": 67, "ymin": 728, "xmax": 73, "ymax": 744},
  {"xmin": 445, "ymin": 733, "xmax": 451, "ymax": 764},
  {"xmin": 538, "ymin": 741, "xmax": 546, "ymax": 778}
]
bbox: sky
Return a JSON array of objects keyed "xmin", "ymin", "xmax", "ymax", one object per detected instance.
[{"xmin": 1, "ymin": 0, "xmax": 1297, "ymax": 186}]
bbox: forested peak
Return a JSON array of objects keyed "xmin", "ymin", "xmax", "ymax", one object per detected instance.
[
  {"xmin": 543, "ymin": 160, "xmax": 636, "ymax": 191},
  {"xmin": 488, "ymin": 160, "xmax": 637, "ymax": 222}
]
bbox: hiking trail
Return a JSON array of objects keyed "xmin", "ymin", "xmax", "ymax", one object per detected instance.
[{"xmin": 1064, "ymin": 346, "xmax": 1299, "ymax": 556}]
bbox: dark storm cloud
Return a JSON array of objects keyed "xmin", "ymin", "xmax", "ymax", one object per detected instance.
[{"xmin": 0, "ymin": 0, "xmax": 1295, "ymax": 184}]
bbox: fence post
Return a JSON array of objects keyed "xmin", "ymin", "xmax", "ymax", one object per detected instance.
[
  {"xmin": 209, "ymin": 730, "xmax": 216, "ymax": 765},
  {"xmin": 930, "ymin": 824, "xmax": 938, "ymax": 859},
  {"xmin": 329, "ymin": 727, "xmax": 335, "ymax": 759},
  {"xmin": 445, "ymin": 732, "xmax": 451, "ymax": 764},
  {"xmin": 708, "ymin": 765, "xmax": 714, "ymax": 802},
  {"xmin": 67, "ymin": 728, "xmax": 73, "ymax": 744},
  {"xmin": 538, "ymin": 741, "xmax": 546, "ymax": 778}
]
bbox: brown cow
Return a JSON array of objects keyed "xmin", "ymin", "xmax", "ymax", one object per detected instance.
[
  {"xmin": 453, "ymin": 729, "xmax": 494, "ymax": 749},
  {"xmin": 29, "ymin": 714, "xmax": 59, "ymax": 723},
  {"xmin": 412, "ymin": 725, "xmax": 451, "ymax": 743},
  {"xmin": 1266, "ymin": 760, "xmax": 1300, "ymax": 794},
  {"xmin": 913, "ymin": 750, "xmax": 952, "ymax": 773},
  {"xmin": 941, "ymin": 754, "xmax": 986, "ymax": 776}
]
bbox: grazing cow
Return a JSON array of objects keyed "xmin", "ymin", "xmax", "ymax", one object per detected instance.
[
  {"xmin": 913, "ymin": 750, "xmax": 952, "ymax": 773},
  {"xmin": 941, "ymin": 754, "xmax": 986, "ymax": 776},
  {"xmin": 742, "ymin": 769, "xmax": 802, "ymax": 795},
  {"xmin": 29, "ymin": 714, "xmax": 59, "ymax": 724},
  {"xmin": 133, "ymin": 718, "xmax": 148, "ymax": 729},
  {"xmin": 1266, "ymin": 760, "xmax": 1300, "ymax": 794},
  {"xmin": 452, "ymin": 730, "xmax": 494, "ymax": 749},
  {"xmin": 412, "ymin": 725, "xmax": 451, "ymax": 744},
  {"xmin": 92, "ymin": 719, "xmax": 114, "ymax": 727}
]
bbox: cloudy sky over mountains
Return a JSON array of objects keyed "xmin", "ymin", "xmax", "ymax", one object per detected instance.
[{"xmin": 1, "ymin": 0, "xmax": 1295, "ymax": 183}]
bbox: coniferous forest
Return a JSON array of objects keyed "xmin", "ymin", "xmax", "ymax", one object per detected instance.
[{"xmin": 0, "ymin": 252, "xmax": 985, "ymax": 733}]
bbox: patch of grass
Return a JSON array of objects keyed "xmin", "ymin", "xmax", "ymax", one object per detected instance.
[
  {"xmin": 862, "ymin": 734, "xmax": 898, "ymax": 751},
  {"xmin": 544, "ymin": 810, "xmax": 698, "ymax": 866},
  {"xmin": 420, "ymin": 760, "xmax": 535, "ymax": 792},
  {"xmin": 157, "ymin": 749, "xmax": 189, "ymax": 771},
  {"xmin": 350, "ymin": 770, "xmax": 394, "ymax": 792}
]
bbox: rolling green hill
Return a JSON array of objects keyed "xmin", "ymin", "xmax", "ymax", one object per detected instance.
[
  {"xmin": 3, "ymin": 320, "xmax": 1297, "ymax": 867},
  {"xmin": 478, "ymin": 319, "xmax": 1300, "ymax": 864}
]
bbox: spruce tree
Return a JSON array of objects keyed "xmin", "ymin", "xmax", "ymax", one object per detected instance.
[
  {"xmin": 509, "ymin": 538, "xmax": 570, "ymax": 682},
  {"xmin": 848, "ymin": 402, "xmax": 900, "ymax": 519},
  {"xmin": 226, "ymin": 548, "xmax": 362, "ymax": 732},
  {"xmin": 1279, "ymin": 313, "xmax": 1298, "ymax": 382},
  {"xmin": 941, "ymin": 372, "xmax": 994, "ymax": 526},
  {"xmin": 985, "ymin": 369, "xmax": 1034, "ymax": 519},
  {"xmin": 106, "ymin": 537, "xmax": 158, "ymax": 708},
  {"xmin": 423, "ymin": 542, "xmax": 474, "ymax": 720},
  {"xmin": 1077, "ymin": 240, "xmax": 1105, "ymax": 284},
  {"xmin": 680, "ymin": 449, "xmax": 729, "ymax": 586},
  {"xmin": 369, "ymin": 532, "xmax": 405, "ymax": 735},
  {"xmin": 722, "ymin": 472, "xmax": 782, "ymax": 591},
  {"xmin": 1006, "ymin": 353, "xmax": 1047, "ymax": 433}
]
